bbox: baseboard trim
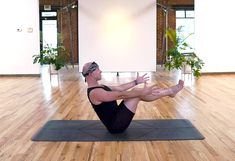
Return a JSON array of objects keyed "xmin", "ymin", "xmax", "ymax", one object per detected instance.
[
  {"xmin": 201, "ymin": 72, "xmax": 235, "ymax": 75},
  {"xmin": 0, "ymin": 74, "xmax": 40, "ymax": 77}
]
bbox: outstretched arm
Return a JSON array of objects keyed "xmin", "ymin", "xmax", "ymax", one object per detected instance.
[
  {"xmin": 109, "ymin": 73, "xmax": 149, "ymax": 91},
  {"xmin": 89, "ymin": 83, "xmax": 155, "ymax": 105}
]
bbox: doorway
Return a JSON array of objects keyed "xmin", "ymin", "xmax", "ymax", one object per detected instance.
[{"xmin": 40, "ymin": 11, "xmax": 57, "ymax": 50}]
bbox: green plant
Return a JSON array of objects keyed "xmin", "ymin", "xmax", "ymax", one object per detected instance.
[
  {"xmin": 164, "ymin": 27, "xmax": 204, "ymax": 77},
  {"xmin": 33, "ymin": 32, "xmax": 69, "ymax": 70}
]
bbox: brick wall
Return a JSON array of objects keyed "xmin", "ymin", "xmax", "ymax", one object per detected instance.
[
  {"xmin": 168, "ymin": 0, "xmax": 194, "ymax": 5},
  {"xmin": 39, "ymin": 0, "xmax": 194, "ymax": 65}
]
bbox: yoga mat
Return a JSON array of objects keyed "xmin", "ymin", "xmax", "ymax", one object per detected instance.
[{"xmin": 32, "ymin": 119, "xmax": 204, "ymax": 142}]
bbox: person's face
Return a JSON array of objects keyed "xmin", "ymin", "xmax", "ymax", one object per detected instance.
[{"xmin": 91, "ymin": 67, "xmax": 102, "ymax": 81}]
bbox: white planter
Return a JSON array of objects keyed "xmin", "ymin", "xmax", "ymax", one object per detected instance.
[
  {"xmin": 181, "ymin": 63, "xmax": 192, "ymax": 74},
  {"xmin": 49, "ymin": 64, "xmax": 58, "ymax": 74}
]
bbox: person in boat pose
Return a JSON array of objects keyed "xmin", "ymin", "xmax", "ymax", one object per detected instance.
[{"xmin": 82, "ymin": 62, "xmax": 184, "ymax": 133}]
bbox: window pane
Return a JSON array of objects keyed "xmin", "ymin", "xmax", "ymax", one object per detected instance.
[
  {"xmin": 176, "ymin": 19, "xmax": 195, "ymax": 53},
  {"xmin": 176, "ymin": 10, "xmax": 185, "ymax": 18},
  {"xmin": 42, "ymin": 20, "xmax": 57, "ymax": 49},
  {"xmin": 186, "ymin": 10, "xmax": 194, "ymax": 18},
  {"xmin": 42, "ymin": 12, "xmax": 57, "ymax": 17}
]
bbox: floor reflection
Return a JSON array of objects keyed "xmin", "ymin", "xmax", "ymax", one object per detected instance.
[{"xmin": 40, "ymin": 65, "xmax": 59, "ymax": 100}]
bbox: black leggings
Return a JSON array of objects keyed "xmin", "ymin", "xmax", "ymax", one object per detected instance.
[{"xmin": 106, "ymin": 101, "xmax": 135, "ymax": 133}]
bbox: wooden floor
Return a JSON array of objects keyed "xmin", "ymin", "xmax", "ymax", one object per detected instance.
[{"xmin": 1, "ymin": 66, "xmax": 235, "ymax": 161}]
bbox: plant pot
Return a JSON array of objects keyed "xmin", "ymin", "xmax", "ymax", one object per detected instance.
[
  {"xmin": 182, "ymin": 63, "xmax": 192, "ymax": 74},
  {"xmin": 49, "ymin": 64, "xmax": 58, "ymax": 74}
]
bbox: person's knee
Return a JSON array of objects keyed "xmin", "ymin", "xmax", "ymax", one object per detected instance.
[{"xmin": 123, "ymin": 98, "xmax": 139, "ymax": 113}]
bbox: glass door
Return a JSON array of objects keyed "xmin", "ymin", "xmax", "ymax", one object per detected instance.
[{"xmin": 40, "ymin": 11, "xmax": 57, "ymax": 50}]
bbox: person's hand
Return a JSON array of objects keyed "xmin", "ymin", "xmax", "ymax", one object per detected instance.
[
  {"xmin": 140, "ymin": 83, "xmax": 155, "ymax": 96},
  {"xmin": 135, "ymin": 73, "xmax": 149, "ymax": 85}
]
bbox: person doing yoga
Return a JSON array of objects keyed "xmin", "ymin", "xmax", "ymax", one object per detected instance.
[{"xmin": 82, "ymin": 62, "xmax": 184, "ymax": 133}]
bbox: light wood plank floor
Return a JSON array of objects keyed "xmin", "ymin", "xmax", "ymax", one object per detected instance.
[{"xmin": 0, "ymin": 66, "xmax": 235, "ymax": 161}]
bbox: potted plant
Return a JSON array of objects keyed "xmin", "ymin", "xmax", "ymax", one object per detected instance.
[
  {"xmin": 33, "ymin": 44, "xmax": 68, "ymax": 70},
  {"xmin": 164, "ymin": 26, "xmax": 204, "ymax": 77},
  {"xmin": 33, "ymin": 33, "xmax": 69, "ymax": 71}
]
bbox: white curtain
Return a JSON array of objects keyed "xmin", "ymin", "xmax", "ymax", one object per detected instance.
[{"xmin": 78, "ymin": 0, "xmax": 156, "ymax": 72}]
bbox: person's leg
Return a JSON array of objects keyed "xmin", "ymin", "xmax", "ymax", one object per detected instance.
[
  {"xmin": 121, "ymin": 80, "xmax": 184, "ymax": 111},
  {"xmin": 107, "ymin": 80, "xmax": 184, "ymax": 133},
  {"xmin": 141, "ymin": 80, "xmax": 184, "ymax": 102},
  {"xmin": 122, "ymin": 97, "xmax": 140, "ymax": 113},
  {"xmin": 107, "ymin": 100, "xmax": 137, "ymax": 133}
]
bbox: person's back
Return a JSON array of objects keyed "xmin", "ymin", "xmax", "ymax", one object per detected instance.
[
  {"xmin": 87, "ymin": 85, "xmax": 118, "ymax": 128},
  {"xmin": 87, "ymin": 85, "xmax": 135, "ymax": 133}
]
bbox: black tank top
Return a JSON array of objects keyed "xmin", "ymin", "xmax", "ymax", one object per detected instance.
[{"xmin": 87, "ymin": 85, "xmax": 118, "ymax": 127}]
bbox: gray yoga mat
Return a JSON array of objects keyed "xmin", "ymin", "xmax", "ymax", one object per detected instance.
[{"xmin": 32, "ymin": 119, "xmax": 204, "ymax": 142}]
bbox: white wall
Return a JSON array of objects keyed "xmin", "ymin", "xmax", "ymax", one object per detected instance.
[
  {"xmin": 78, "ymin": 0, "xmax": 156, "ymax": 72},
  {"xmin": 0, "ymin": 0, "xmax": 40, "ymax": 75},
  {"xmin": 195, "ymin": 0, "xmax": 235, "ymax": 73},
  {"xmin": 2, "ymin": 1, "xmax": 233, "ymax": 74}
]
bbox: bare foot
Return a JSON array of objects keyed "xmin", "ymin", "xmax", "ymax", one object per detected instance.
[{"xmin": 169, "ymin": 80, "xmax": 184, "ymax": 97}]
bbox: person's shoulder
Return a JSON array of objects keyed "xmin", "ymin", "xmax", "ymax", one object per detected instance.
[
  {"xmin": 88, "ymin": 85, "xmax": 110, "ymax": 91},
  {"xmin": 100, "ymin": 85, "xmax": 112, "ymax": 91}
]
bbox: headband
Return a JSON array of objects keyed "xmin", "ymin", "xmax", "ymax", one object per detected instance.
[{"xmin": 82, "ymin": 62, "xmax": 99, "ymax": 77}]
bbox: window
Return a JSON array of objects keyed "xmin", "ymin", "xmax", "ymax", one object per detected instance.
[
  {"xmin": 176, "ymin": 10, "xmax": 194, "ymax": 53},
  {"xmin": 176, "ymin": 10, "xmax": 185, "ymax": 18},
  {"xmin": 40, "ymin": 11, "xmax": 58, "ymax": 50},
  {"xmin": 41, "ymin": 12, "xmax": 57, "ymax": 17}
]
